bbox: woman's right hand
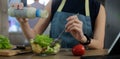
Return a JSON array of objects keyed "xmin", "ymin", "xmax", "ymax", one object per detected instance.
[{"xmin": 11, "ymin": 3, "xmax": 28, "ymax": 23}]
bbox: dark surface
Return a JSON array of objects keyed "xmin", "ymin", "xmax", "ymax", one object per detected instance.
[
  {"xmin": 81, "ymin": 55, "xmax": 120, "ymax": 59},
  {"xmin": 109, "ymin": 36, "xmax": 120, "ymax": 55}
]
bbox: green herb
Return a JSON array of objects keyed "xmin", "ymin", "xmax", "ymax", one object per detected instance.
[{"xmin": 0, "ymin": 35, "xmax": 12, "ymax": 49}]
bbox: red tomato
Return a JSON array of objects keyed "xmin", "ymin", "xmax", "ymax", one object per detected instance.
[{"xmin": 72, "ymin": 44, "xmax": 85, "ymax": 56}]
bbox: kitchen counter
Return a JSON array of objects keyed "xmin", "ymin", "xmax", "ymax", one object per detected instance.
[{"xmin": 0, "ymin": 49, "xmax": 108, "ymax": 59}]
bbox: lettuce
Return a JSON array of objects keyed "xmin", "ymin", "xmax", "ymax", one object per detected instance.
[
  {"xmin": 44, "ymin": 43, "xmax": 61, "ymax": 54},
  {"xmin": 0, "ymin": 35, "xmax": 12, "ymax": 49},
  {"xmin": 34, "ymin": 35, "xmax": 53, "ymax": 47}
]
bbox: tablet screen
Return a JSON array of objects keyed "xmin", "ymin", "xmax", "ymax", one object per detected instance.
[{"xmin": 108, "ymin": 32, "xmax": 120, "ymax": 55}]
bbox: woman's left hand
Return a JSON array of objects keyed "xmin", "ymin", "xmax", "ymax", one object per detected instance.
[{"xmin": 65, "ymin": 15, "xmax": 86, "ymax": 43}]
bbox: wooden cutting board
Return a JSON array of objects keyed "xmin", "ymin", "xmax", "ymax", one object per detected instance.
[{"xmin": 0, "ymin": 49, "xmax": 32, "ymax": 57}]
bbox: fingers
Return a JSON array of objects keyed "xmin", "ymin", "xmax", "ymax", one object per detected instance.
[
  {"xmin": 11, "ymin": 3, "xmax": 18, "ymax": 9},
  {"xmin": 67, "ymin": 15, "xmax": 80, "ymax": 22},
  {"xmin": 10, "ymin": 3, "xmax": 27, "ymax": 23},
  {"xmin": 27, "ymin": 5, "xmax": 31, "ymax": 7},
  {"xmin": 17, "ymin": 18, "xmax": 28, "ymax": 23},
  {"xmin": 11, "ymin": 3, "xmax": 24, "ymax": 9},
  {"xmin": 66, "ymin": 23, "xmax": 81, "ymax": 32},
  {"xmin": 65, "ymin": 15, "xmax": 83, "ymax": 32},
  {"xmin": 18, "ymin": 3, "xmax": 24, "ymax": 9}
]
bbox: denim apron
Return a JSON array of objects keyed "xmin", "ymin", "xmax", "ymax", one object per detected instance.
[{"xmin": 50, "ymin": 0, "xmax": 92, "ymax": 48}]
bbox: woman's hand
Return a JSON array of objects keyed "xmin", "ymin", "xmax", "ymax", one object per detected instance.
[
  {"xmin": 11, "ymin": 3, "xmax": 28, "ymax": 23},
  {"xmin": 65, "ymin": 15, "xmax": 87, "ymax": 43}
]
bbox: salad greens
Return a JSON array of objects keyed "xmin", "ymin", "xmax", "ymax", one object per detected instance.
[
  {"xmin": 32, "ymin": 34, "xmax": 61, "ymax": 54},
  {"xmin": 43, "ymin": 43, "xmax": 61, "ymax": 54},
  {"xmin": 34, "ymin": 35, "xmax": 53, "ymax": 47},
  {"xmin": 0, "ymin": 35, "xmax": 12, "ymax": 49}
]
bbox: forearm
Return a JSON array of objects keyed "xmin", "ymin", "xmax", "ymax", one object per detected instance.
[
  {"xmin": 87, "ymin": 5, "xmax": 106, "ymax": 50},
  {"xmin": 79, "ymin": 34, "xmax": 104, "ymax": 49},
  {"xmin": 87, "ymin": 38, "xmax": 104, "ymax": 49},
  {"xmin": 20, "ymin": 22, "xmax": 36, "ymax": 40}
]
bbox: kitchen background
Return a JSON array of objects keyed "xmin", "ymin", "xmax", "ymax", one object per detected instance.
[{"xmin": 0, "ymin": 0, "xmax": 120, "ymax": 49}]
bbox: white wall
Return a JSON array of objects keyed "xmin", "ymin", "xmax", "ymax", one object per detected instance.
[{"xmin": 27, "ymin": 0, "xmax": 49, "ymax": 5}]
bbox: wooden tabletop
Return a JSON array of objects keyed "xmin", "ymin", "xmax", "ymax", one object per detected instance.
[{"xmin": 0, "ymin": 49, "xmax": 108, "ymax": 59}]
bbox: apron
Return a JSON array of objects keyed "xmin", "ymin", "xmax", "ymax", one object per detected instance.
[{"xmin": 50, "ymin": 0, "xmax": 93, "ymax": 48}]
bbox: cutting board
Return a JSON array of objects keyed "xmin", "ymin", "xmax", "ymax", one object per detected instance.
[
  {"xmin": 0, "ymin": 47, "xmax": 32, "ymax": 57},
  {"xmin": 0, "ymin": 50, "xmax": 21, "ymax": 56}
]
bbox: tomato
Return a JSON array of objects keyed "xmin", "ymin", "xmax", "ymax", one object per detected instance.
[{"xmin": 72, "ymin": 44, "xmax": 85, "ymax": 56}]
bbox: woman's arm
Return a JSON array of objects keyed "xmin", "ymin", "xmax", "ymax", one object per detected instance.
[
  {"xmin": 15, "ymin": 0, "xmax": 52, "ymax": 40},
  {"xmin": 65, "ymin": 4, "xmax": 106, "ymax": 49},
  {"xmin": 88, "ymin": 4, "xmax": 106, "ymax": 49},
  {"xmin": 33, "ymin": 0, "xmax": 52, "ymax": 36}
]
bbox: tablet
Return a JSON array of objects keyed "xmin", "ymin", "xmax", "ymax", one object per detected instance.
[{"xmin": 108, "ymin": 32, "xmax": 120, "ymax": 55}]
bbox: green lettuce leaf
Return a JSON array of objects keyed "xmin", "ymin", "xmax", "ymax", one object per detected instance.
[
  {"xmin": 0, "ymin": 35, "xmax": 12, "ymax": 49},
  {"xmin": 34, "ymin": 35, "xmax": 53, "ymax": 47}
]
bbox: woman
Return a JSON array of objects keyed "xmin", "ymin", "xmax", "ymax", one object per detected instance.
[{"xmin": 14, "ymin": 0, "xmax": 106, "ymax": 49}]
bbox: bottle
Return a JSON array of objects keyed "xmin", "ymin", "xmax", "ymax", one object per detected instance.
[{"xmin": 8, "ymin": 7, "xmax": 48, "ymax": 18}]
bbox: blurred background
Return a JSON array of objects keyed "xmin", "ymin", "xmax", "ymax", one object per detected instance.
[{"xmin": 0, "ymin": 0, "xmax": 120, "ymax": 49}]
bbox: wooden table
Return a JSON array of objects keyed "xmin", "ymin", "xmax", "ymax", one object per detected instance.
[{"xmin": 0, "ymin": 49, "xmax": 108, "ymax": 59}]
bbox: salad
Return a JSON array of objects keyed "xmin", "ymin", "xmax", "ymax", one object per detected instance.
[{"xmin": 30, "ymin": 35, "xmax": 61, "ymax": 55}]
